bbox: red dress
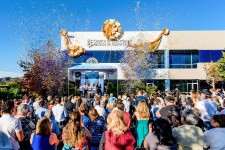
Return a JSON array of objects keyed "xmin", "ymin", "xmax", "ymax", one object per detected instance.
[{"xmin": 104, "ymin": 131, "xmax": 135, "ymax": 150}]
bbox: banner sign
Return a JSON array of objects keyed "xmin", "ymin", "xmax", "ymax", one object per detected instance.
[{"xmin": 61, "ymin": 31, "xmax": 168, "ymax": 51}]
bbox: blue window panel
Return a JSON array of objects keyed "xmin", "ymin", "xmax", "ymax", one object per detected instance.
[
  {"xmin": 210, "ymin": 50, "xmax": 223, "ymax": 62},
  {"xmin": 192, "ymin": 53, "xmax": 199, "ymax": 64},
  {"xmin": 169, "ymin": 50, "xmax": 199, "ymax": 68},
  {"xmin": 199, "ymin": 50, "xmax": 210, "ymax": 62},
  {"xmin": 184, "ymin": 54, "xmax": 191, "ymax": 64},
  {"xmin": 73, "ymin": 51, "xmax": 124, "ymax": 63},
  {"xmin": 72, "ymin": 50, "xmax": 165, "ymax": 68},
  {"xmin": 199, "ymin": 50, "xmax": 224, "ymax": 63},
  {"xmin": 148, "ymin": 51, "xmax": 165, "ymax": 68}
]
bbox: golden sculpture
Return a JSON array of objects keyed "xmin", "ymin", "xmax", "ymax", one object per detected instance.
[
  {"xmin": 60, "ymin": 29, "xmax": 86, "ymax": 58},
  {"xmin": 102, "ymin": 19, "xmax": 122, "ymax": 41},
  {"xmin": 127, "ymin": 28, "xmax": 170, "ymax": 52}
]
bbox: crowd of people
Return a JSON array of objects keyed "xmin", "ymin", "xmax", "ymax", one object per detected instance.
[{"xmin": 0, "ymin": 88, "xmax": 225, "ymax": 150}]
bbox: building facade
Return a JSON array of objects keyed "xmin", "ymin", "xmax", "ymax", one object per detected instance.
[{"xmin": 61, "ymin": 30, "xmax": 225, "ymax": 92}]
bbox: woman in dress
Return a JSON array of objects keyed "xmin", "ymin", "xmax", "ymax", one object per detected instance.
[
  {"xmin": 132, "ymin": 101, "xmax": 150, "ymax": 147},
  {"xmin": 62, "ymin": 111, "xmax": 92, "ymax": 150},
  {"xmin": 30, "ymin": 117, "xmax": 59, "ymax": 150}
]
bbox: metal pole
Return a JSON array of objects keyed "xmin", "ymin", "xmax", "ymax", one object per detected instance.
[
  {"xmin": 117, "ymin": 69, "xmax": 118, "ymax": 97},
  {"xmin": 75, "ymin": 75, "xmax": 77, "ymax": 96},
  {"xmin": 68, "ymin": 68, "xmax": 69, "ymax": 96}
]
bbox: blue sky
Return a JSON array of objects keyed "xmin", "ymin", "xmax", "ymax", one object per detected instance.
[{"xmin": 0, "ymin": 0, "xmax": 225, "ymax": 77}]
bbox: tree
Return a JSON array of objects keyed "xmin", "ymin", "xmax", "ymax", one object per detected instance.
[
  {"xmin": 203, "ymin": 61, "xmax": 222, "ymax": 89},
  {"xmin": 0, "ymin": 78, "xmax": 24, "ymax": 99},
  {"xmin": 19, "ymin": 40, "xmax": 72, "ymax": 97},
  {"xmin": 106, "ymin": 82, "xmax": 117, "ymax": 96},
  {"xmin": 217, "ymin": 52, "xmax": 225, "ymax": 80}
]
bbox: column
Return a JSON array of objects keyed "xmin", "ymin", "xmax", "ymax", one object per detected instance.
[
  {"xmin": 164, "ymin": 50, "xmax": 170, "ymax": 91},
  {"xmin": 81, "ymin": 73, "xmax": 85, "ymax": 85},
  {"xmin": 99, "ymin": 72, "xmax": 104, "ymax": 95}
]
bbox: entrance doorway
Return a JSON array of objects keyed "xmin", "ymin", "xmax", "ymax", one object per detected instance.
[{"xmin": 187, "ymin": 82, "xmax": 198, "ymax": 92}]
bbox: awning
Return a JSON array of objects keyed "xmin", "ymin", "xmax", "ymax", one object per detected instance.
[{"xmin": 68, "ymin": 64, "xmax": 117, "ymax": 72}]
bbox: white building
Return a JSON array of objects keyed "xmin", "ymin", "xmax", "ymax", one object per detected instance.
[{"xmin": 61, "ymin": 30, "xmax": 225, "ymax": 92}]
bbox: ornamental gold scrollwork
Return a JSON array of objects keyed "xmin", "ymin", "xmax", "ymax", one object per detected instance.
[
  {"xmin": 60, "ymin": 29, "xmax": 86, "ymax": 58},
  {"xmin": 127, "ymin": 28, "xmax": 170, "ymax": 52}
]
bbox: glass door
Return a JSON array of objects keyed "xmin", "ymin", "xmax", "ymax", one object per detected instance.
[
  {"xmin": 187, "ymin": 83, "xmax": 192, "ymax": 92},
  {"xmin": 187, "ymin": 83, "xmax": 198, "ymax": 92},
  {"xmin": 193, "ymin": 83, "xmax": 198, "ymax": 91}
]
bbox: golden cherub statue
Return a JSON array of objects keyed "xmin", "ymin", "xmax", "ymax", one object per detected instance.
[
  {"xmin": 127, "ymin": 28, "xmax": 170, "ymax": 52},
  {"xmin": 60, "ymin": 29, "xmax": 86, "ymax": 58}
]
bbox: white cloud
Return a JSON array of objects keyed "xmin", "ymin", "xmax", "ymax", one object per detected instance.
[{"xmin": 0, "ymin": 71, "xmax": 24, "ymax": 78}]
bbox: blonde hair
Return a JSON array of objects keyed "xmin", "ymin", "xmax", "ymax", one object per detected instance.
[
  {"xmin": 107, "ymin": 110, "xmax": 127, "ymax": 135},
  {"xmin": 108, "ymin": 102, "xmax": 115, "ymax": 112},
  {"xmin": 137, "ymin": 101, "xmax": 150, "ymax": 119},
  {"xmin": 74, "ymin": 96, "xmax": 80, "ymax": 101}
]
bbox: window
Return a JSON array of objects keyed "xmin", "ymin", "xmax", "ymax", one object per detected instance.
[
  {"xmin": 169, "ymin": 50, "xmax": 199, "ymax": 68},
  {"xmin": 73, "ymin": 51, "xmax": 124, "ymax": 63},
  {"xmin": 199, "ymin": 50, "xmax": 224, "ymax": 63}
]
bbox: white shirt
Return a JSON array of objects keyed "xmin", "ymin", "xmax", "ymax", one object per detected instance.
[
  {"xmin": 36, "ymin": 107, "xmax": 48, "ymax": 119},
  {"xmin": 204, "ymin": 128, "xmax": 225, "ymax": 150},
  {"xmin": 92, "ymin": 86, "xmax": 97, "ymax": 91},
  {"xmin": 0, "ymin": 114, "xmax": 22, "ymax": 150},
  {"xmin": 71, "ymin": 98, "xmax": 75, "ymax": 104},
  {"xmin": 196, "ymin": 99, "xmax": 217, "ymax": 122},
  {"xmin": 84, "ymin": 85, "xmax": 88, "ymax": 90},
  {"xmin": 33, "ymin": 101, "xmax": 40, "ymax": 114},
  {"xmin": 79, "ymin": 86, "xmax": 83, "ymax": 91},
  {"xmin": 95, "ymin": 105, "xmax": 106, "ymax": 119},
  {"xmin": 123, "ymin": 100, "xmax": 130, "ymax": 113},
  {"xmin": 52, "ymin": 104, "xmax": 68, "ymax": 122}
]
